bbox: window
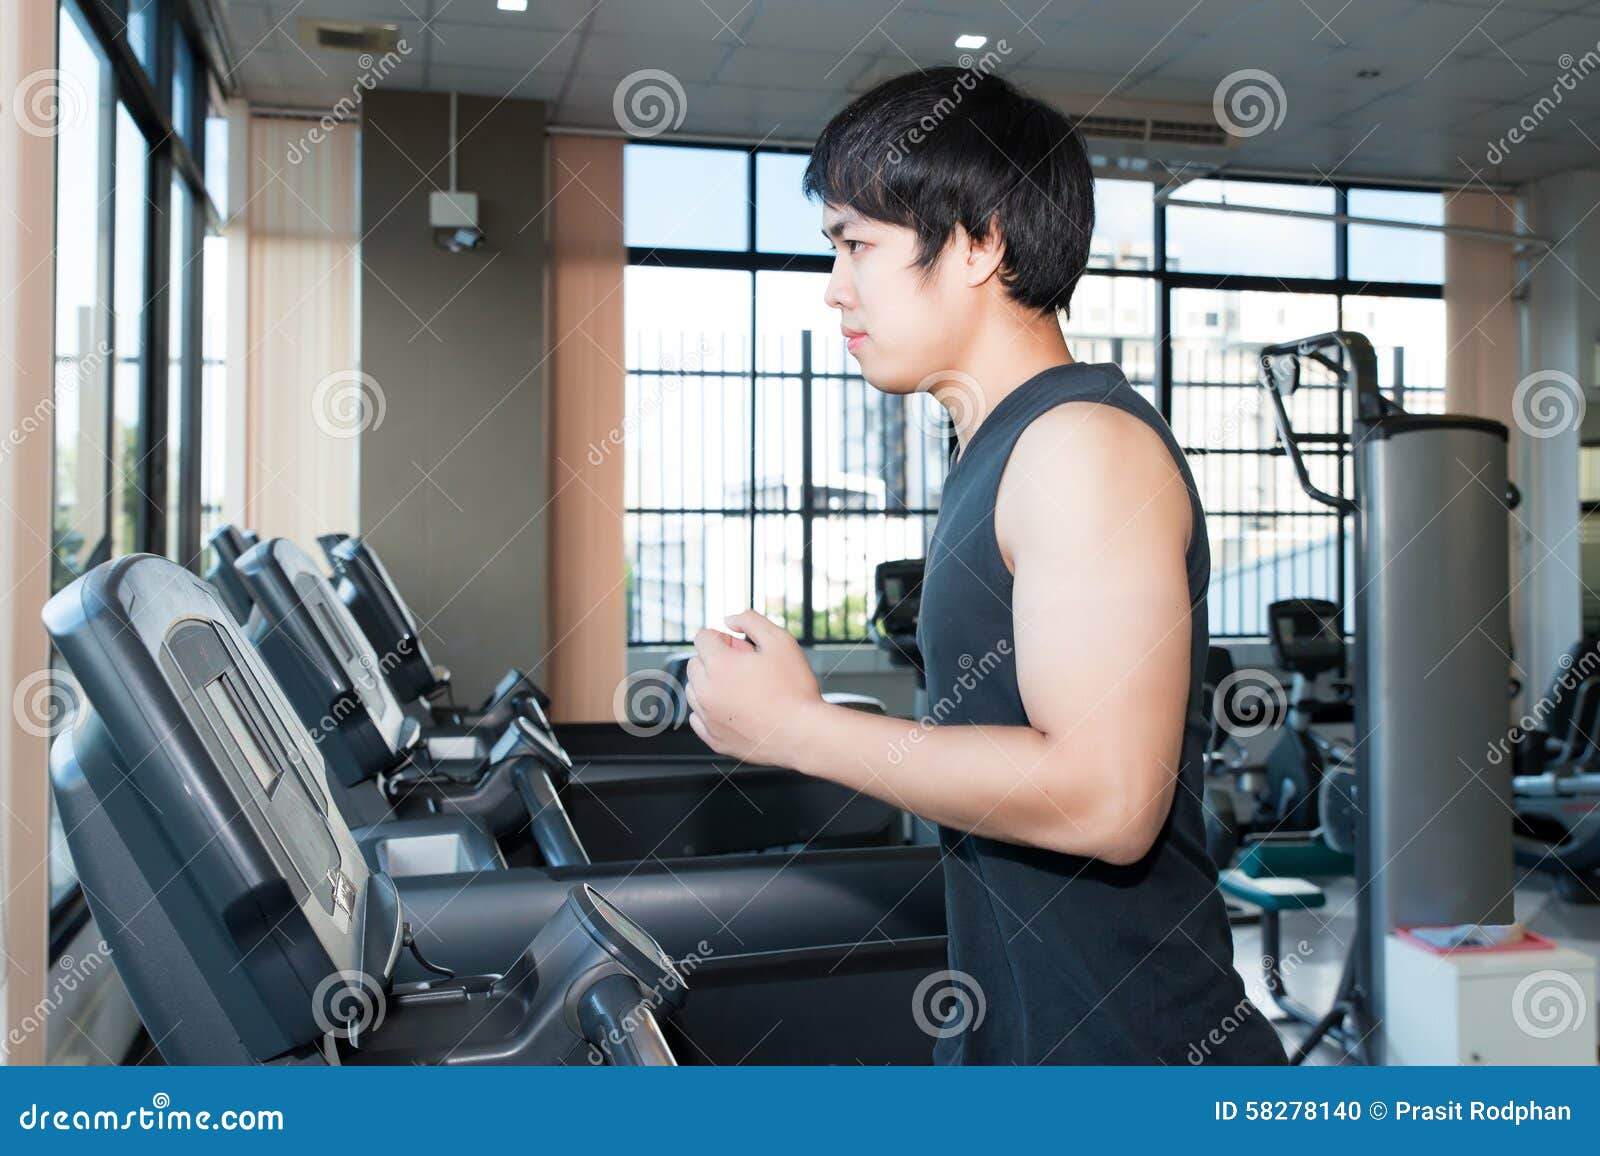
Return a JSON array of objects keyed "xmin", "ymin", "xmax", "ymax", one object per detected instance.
[
  {"xmin": 48, "ymin": 0, "xmax": 228, "ymax": 940},
  {"xmin": 624, "ymin": 144, "xmax": 949, "ymax": 645},
  {"xmin": 625, "ymin": 146, "xmax": 1446, "ymax": 642},
  {"xmin": 1166, "ymin": 179, "xmax": 1336, "ymax": 278}
]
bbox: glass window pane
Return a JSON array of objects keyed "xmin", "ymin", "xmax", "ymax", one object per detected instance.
[
  {"xmin": 1169, "ymin": 289, "xmax": 1343, "ymax": 636},
  {"xmin": 756, "ymin": 152, "xmax": 830, "ymax": 255},
  {"xmin": 204, "ymin": 82, "xmax": 228, "ymax": 215},
  {"xmin": 172, "ymin": 25, "xmax": 195, "ymax": 146},
  {"xmin": 1348, "ymin": 189, "xmax": 1444, "ymax": 285},
  {"xmin": 200, "ymin": 231, "xmax": 229, "ymax": 555},
  {"xmin": 166, "ymin": 178, "xmax": 191, "ymax": 560},
  {"xmin": 128, "ymin": 0, "xmax": 159, "ymax": 78},
  {"xmin": 1089, "ymin": 179, "xmax": 1154, "ymax": 271},
  {"xmin": 1341, "ymin": 295, "xmax": 1446, "ymax": 413},
  {"xmin": 113, "ymin": 104, "xmax": 148, "ymax": 559},
  {"xmin": 1061, "ymin": 274, "xmax": 1156, "ymax": 404},
  {"xmin": 624, "ymin": 144, "xmax": 748, "ymax": 252},
  {"xmin": 1165, "ymin": 179, "xmax": 1335, "ymax": 278},
  {"xmin": 53, "ymin": 7, "xmax": 111, "ymax": 588}
]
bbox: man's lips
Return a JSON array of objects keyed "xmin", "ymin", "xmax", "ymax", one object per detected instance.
[{"xmin": 842, "ymin": 327, "xmax": 866, "ymax": 353}]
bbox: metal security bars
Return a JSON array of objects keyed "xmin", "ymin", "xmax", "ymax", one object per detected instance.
[{"xmin": 623, "ymin": 145, "xmax": 1446, "ymax": 644}]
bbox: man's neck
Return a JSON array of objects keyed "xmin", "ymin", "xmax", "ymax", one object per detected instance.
[{"xmin": 942, "ymin": 311, "xmax": 1074, "ymax": 450}]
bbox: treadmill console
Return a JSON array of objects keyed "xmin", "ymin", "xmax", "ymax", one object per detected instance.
[{"xmin": 43, "ymin": 554, "xmax": 401, "ymax": 1063}]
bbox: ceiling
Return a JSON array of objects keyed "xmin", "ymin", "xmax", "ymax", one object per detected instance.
[{"xmin": 217, "ymin": 0, "xmax": 1600, "ymax": 186}]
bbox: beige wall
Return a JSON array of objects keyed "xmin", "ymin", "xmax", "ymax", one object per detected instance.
[
  {"xmin": 547, "ymin": 136, "xmax": 628, "ymax": 721},
  {"xmin": 0, "ymin": 0, "xmax": 59, "ymax": 1064}
]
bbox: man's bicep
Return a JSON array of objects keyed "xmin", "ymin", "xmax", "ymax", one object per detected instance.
[{"xmin": 1005, "ymin": 413, "xmax": 1193, "ymax": 787}]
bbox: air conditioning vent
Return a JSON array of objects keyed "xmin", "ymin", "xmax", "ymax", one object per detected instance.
[
  {"xmin": 1073, "ymin": 113, "xmax": 1232, "ymax": 148},
  {"xmin": 298, "ymin": 19, "xmax": 401, "ymax": 55}
]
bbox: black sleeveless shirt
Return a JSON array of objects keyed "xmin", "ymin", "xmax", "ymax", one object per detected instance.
[{"xmin": 917, "ymin": 362, "xmax": 1286, "ymax": 1065}]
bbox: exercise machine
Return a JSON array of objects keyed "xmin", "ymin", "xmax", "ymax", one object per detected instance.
[
  {"xmin": 45, "ymin": 554, "xmax": 950, "ymax": 1064},
  {"xmin": 1511, "ymin": 636, "xmax": 1600, "ymax": 901},
  {"xmin": 1217, "ymin": 331, "xmax": 1550, "ymax": 1064}
]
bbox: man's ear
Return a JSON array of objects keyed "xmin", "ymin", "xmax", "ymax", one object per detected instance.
[{"xmin": 963, "ymin": 215, "xmax": 1006, "ymax": 289}]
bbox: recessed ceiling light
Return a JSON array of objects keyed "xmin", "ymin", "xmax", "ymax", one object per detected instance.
[
  {"xmin": 954, "ymin": 34, "xmax": 987, "ymax": 50},
  {"xmin": 498, "ymin": 0, "xmax": 528, "ymax": 11}
]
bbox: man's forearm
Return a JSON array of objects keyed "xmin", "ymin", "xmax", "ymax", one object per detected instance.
[{"xmin": 786, "ymin": 701, "xmax": 1136, "ymax": 861}]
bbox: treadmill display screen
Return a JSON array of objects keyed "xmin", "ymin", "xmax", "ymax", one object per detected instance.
[{"xmin": 206, "ymin": 678, "xmax": 279, "ymax": 794}]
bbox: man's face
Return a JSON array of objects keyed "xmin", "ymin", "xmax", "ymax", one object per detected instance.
[{"xmin": 820, "ymin": 203, "xmax": 970, "ymax": 395}]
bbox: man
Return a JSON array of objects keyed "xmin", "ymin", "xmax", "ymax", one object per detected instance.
[{"xmin": 684, "ymin": 67, "xmax": 1285, "ymax": 1066}]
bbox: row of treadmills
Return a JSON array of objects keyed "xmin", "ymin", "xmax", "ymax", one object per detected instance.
[{"xmin": 44, "ymin": 528, "xmax": 947, "ymax": 1065}]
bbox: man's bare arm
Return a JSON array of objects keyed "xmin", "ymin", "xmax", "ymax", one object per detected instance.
[{"xmin": 687, "ymin": 404, "xmax": 1195, "ymax": 865}]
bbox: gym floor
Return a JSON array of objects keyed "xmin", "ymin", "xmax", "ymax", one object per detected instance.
[{"xmin": 1236, "ymin": 878, "xmax": 1600, "ymax": 1065}]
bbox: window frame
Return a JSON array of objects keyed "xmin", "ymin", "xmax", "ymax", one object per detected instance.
[
  {"xmin": 49, "ymin": 0, "xmax": 229, "ymax": 940},
  {"xmin": 621, "ymin": 149, "xmax": 1447, "ymax": 650}
]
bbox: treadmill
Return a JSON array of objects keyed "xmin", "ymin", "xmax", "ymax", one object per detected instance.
[
  {"xmin": 45, "ymin": 554, "xmax": 950, "ymax": 1064},
  {"xmin": 315, "ymin": 533, "xmax": 887, "ymax": 751},
  {"xmin": 218, "ymin": 525, "xmax": 902, "ymax": 858}
]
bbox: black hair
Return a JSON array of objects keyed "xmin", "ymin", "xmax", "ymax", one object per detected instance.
[{"xmin": 803, "ymin": 65, "xmax": 1095, "ymax": 317}]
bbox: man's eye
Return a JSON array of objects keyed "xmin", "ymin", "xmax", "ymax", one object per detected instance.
[{"xmin": 844, "ymin": 239, "xmax": 865, "ymax": 254}]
